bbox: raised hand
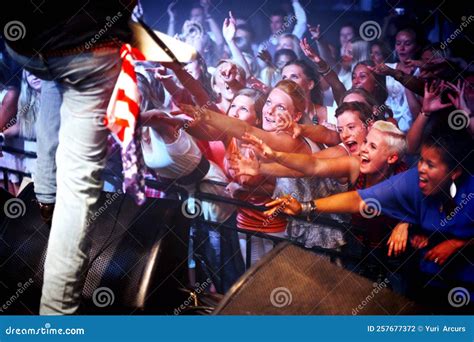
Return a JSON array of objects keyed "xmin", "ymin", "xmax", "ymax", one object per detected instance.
[
  {"xmin": 300, "ymin": 38, "xmax": 321, "ymax": 63},
  {"xmin": 241, "ymin": 132, "xmax": 276, "ymax": 160},
  {"xmin": 308, "ymin": 24, "xmax": 321, "ymax": 41},
  {"xmin": 167, "ymin": 1, "xmax": 177, "ymax": 18},
  {"xmin": 387, "ymin": 222, "xmax": 409, "ymax": 257},
  {"xmin": 179, "ymin": 103, "xmax": 212, "ymax": 122},
  {"xmin": 222, "ymin": 11, "xmax": 237, "ymax": 43},
  {"xmin": 264, "ymin": 194, "xmax": 302, "ymax": 217},
  {"xmin": 257, "ymin": 49, "xmax": 273, "ymax": 67},
  {"xmin": 445, "ymin": 79, "xmax": 469, "ymax": 112},
  {"xmin": 422, "ymin": 81, "xmax": 452, "ymax": 113}
]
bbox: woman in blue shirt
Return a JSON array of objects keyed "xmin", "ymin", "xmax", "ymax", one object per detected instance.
[{"xmin": 265, "ymin": 129, "xmax": 473, "ymax": 312}]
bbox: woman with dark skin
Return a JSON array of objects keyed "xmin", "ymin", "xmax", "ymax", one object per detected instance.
[{"xmin": 266, "ymin": 129, "xmax": 474, "ymax": 312}]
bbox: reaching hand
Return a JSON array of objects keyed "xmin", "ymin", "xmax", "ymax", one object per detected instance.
[
  {"xmin": 241, "ymin": 132, "xmax": 276, "ymax": 160},
  {"xmin": 222, "ymin": 11, "xmax": 237, "ymax": 43},
  {"xmin": 275, "ymin": 110, "xmax": 301, "ymax": 139},
  {"xmin": 405, "ymin": 59, "xmax": 423, "ymax": 69},
  {"xmin": 422, "ymin": 81, "xmax": 452, "ymax": 113},
  {"xmin": 308, "ymin": 24, "xmax": 321, "ymax": 41},
  {"xmin": 264, "ymin": 194, "xmax": 302, "ymax": 217},
  {"xmin": 367, "ymin": 63, "xmax": 393, "ymax": 76},
  {"xmin": 148, "ymin": 66, "xmax": 173, "ymax": 80},
  {"xmin": 424, "ymin": 239, "xmax": 465, "ymax": 266},
  {"xmin": 387, "ymin": 222, "xmax": 409, "ymax": 257},
  {"xmin": 228, "ymin": 150, "xmax": 260, "ymax": 177},
  {"xmin": 179, "ymin": 103, "xmax": 212, "ymax": 123}
]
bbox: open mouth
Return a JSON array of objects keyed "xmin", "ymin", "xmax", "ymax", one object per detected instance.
[
  {"xmin": 265, "ymin": 116, "xmax": 276, "ymax": 124},
  {"xmin": 360, "ymin": 154, "xmax": 370, "ymax": 165},
  {"xmin": 419, "ymin": 176, "xmax": 428, "ymax": 190},
  {"xmin": 345, "ymin": 141, "xmax": 358, "ymax": 153}
]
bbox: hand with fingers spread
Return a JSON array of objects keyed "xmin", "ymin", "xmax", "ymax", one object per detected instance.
[
  {"xmin": 422, "ymin": 80, "xmax": 452, "ymax": 113},
  {"xmin": 241, "ymin": 132, "xmax": 276, "ymax": 160},
  {"xmin": 387, "ymin": 222, "xmax": 409, "ymax": 257},
  {"xmin": 308, "ymin": 24, "xmax": 321, "ymax": 41},
  {"xmin": 275, "ymin": 110, "xmax": 301, "ymax": 139},
  {"xmin": 227, "ymin": 150, "xmax": 260, "ymax": 177},
  {"xmin": 222, "ymin": 11, "xmax": 237, "ymax": 44},
  {"xmin": 445, "ymin": 79, "xmax": 470, "ymax": 113},
  {"xmin": 410, "ymin": 234, "xmax": 428, "ymax": 249},
  {"xmin": 424, "ymin": 239, "xmax": 465, "ymax": 266},
  {"xmin": 264, "ymin": 194, "xmax": 302, "ymax": 217},
  {"xmin": 257, "ymin": 49, "xmax": 273, "ymax": 67}
]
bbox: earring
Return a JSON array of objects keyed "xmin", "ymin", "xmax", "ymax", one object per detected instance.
[{"xmin": 450, "ymin": 181, "xmax": 457, "ymax": 198}]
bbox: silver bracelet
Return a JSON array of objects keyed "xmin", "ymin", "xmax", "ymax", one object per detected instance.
[{"xmin": 300, "ymin": 201, "xmax": 313, "ymax": 216}]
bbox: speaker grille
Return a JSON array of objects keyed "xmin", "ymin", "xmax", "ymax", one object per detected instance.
[{"xmin": 215, "ymin": 243, "xmax": 421, "ymax": 315}]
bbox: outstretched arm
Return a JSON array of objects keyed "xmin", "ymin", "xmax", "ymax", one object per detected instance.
[
  {"xmin": 222, "ymin": 11, "xmax": 251, "ymax": 77},
  {"xmin": 182, "ymin": 104, "xmax": 310, "ymax": 154}
]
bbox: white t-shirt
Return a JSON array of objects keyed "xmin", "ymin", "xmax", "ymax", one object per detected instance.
[
  {"xmin": 385, "ymin": 63, "xmax": 419, "ymax": 133},
  {"xmin": 142, "ymin": 128, "xmax": 234, "ymax": 223}
]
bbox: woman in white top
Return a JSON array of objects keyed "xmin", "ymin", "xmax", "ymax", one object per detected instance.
[{"xmin": 384, "ymin": 28, "xmax": 422, "ymax": 133}]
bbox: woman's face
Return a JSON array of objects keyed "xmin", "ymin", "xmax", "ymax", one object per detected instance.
[
  {"xmin": 359, "ymin": 129, "xmax": 393, "ymax": 175},
  {"xmin": 277, "ymin": 36, "xmax": 295, "ymax": 51},
  {"xmin": 370, "ymin": 44, "xmax": 384, "ymax": 65},
  {"xmin": 337, "ymin": 110, "xmax": 367, "ymax": 155},
  {"xmin": 26, "ymin": 72, "xmax": 41, "ymax": 91},
  {"xmin": 341, "ymin": 42, "xmax": 353, "ymax": 67},
  {"xmin": 184, "ymin": 60, "xmax": 201, "ymax": 80},
  {"xmin": 281, "ymin": 64, "xmax": 313, "ymax": 96},
  {"xmin": 352, "ymin": 64, "xmax": 376, "ymax": 93},
  {"xmin": 262, "ymin": 88, "xmax": 296, "ymax": 132},
  {"xmin": 275, "ymin": 54, "xmax": 292, "ymax": 70},
  {"xmin": 228, "ymin": 95, "xmax": 258, "ymax": 126},
  {"xmin": 395, "ymin": 31, "xmax": 418, "ymax": 63},
  {"xmin": 418, "ymin": 146, "xmax": 451, "ymax": 196},
  {"xmin": 340, "ymin": 26, "xmax": 355, "ymax": 47}
]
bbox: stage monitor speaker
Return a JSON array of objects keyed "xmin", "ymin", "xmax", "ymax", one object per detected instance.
[
  {"xmin": 214, "ymin": 242, "xmax": 423, "ymax": 315},
  {"xmin": 0, "ymin": 183, "xmax": 190, "ymax": 314}
]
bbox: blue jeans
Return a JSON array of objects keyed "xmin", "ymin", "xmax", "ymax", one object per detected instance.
[{"xmin": 7, "ymin": 46, "xmax": 121, "ymax": 314}]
